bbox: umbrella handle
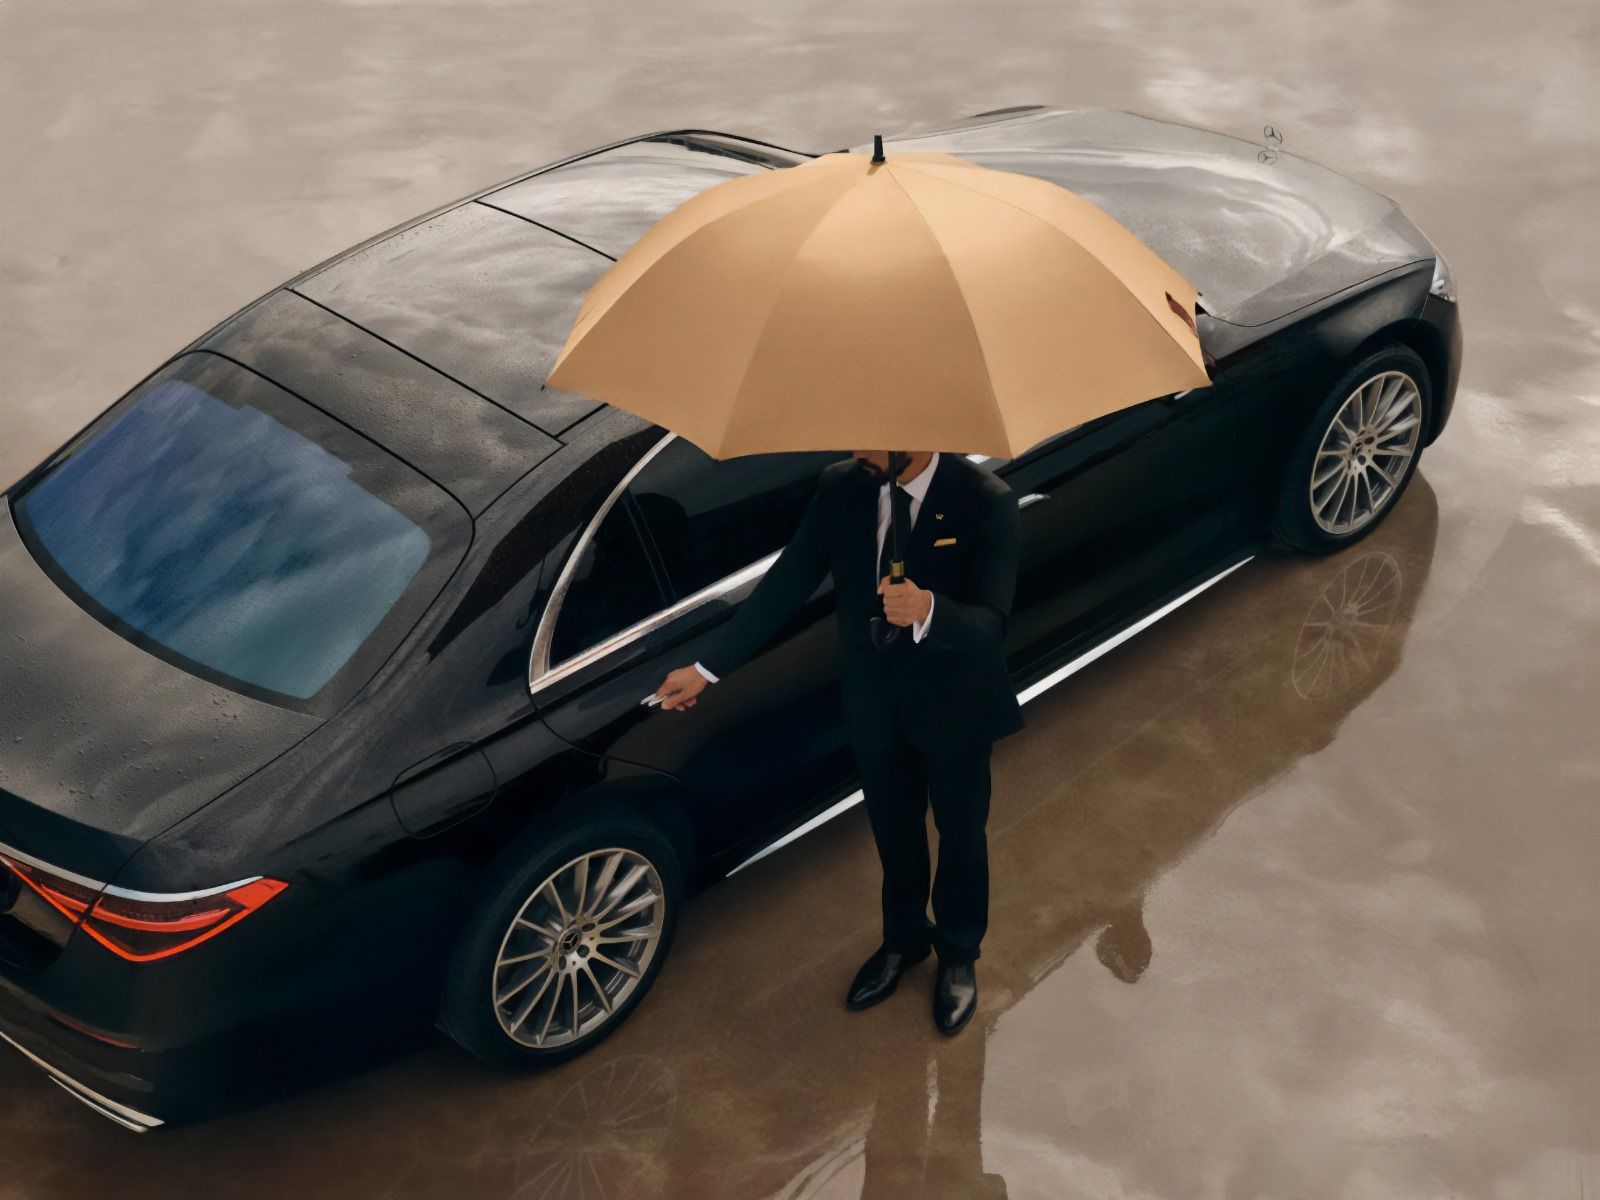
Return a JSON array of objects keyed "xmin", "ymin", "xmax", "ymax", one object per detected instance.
[{"xmin": 872, "ymin": 450, "xmax": 911, "ymax": 649}]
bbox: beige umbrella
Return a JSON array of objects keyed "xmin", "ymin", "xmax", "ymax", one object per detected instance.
[{"xmin": 544, "ymin": 134, "xmax": 1212, "ymax": 462}]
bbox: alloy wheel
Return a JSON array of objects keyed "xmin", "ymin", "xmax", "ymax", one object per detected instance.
[
  {"xmin": 1308, "ymin": 370, "xmax": 1423, "ymax": 536},
  {"xmin": 490, "ymin": 847, "xmax": 666, "ymax": 1049}
]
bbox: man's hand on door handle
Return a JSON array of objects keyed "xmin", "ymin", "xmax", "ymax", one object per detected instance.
[{"xmin": 651, "ymin": 665, "xmax": 709, "ymax": 711}]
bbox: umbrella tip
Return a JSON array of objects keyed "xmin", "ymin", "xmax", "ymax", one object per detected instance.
[{"xmin": 871, "ymin": 133, "xmax": 884, "ymax": 164}]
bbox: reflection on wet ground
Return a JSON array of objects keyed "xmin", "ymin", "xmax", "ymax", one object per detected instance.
[{"xmin": 2, "ymin": 0, "xmax": 1596, "ymax": 1196}]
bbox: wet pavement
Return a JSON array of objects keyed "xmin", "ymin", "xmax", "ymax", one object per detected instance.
[{"xmin": 1, "ymin": 1, "xmax": 1597, "ymax": 1197}]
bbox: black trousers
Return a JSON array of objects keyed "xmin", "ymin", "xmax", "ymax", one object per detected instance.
[{"xmin": 849, "ymin": 699, "xmax": 994, "ymax": 967}]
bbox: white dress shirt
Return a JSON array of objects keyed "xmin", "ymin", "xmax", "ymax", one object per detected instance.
[{"xmin": 694, "ymin": 452, "xmax": 939, "ymax": 684}]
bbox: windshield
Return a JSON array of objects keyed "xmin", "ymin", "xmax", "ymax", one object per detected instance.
[{"xmin": 9, "ymin": 352, "xmax": 467, "ymax": 712}]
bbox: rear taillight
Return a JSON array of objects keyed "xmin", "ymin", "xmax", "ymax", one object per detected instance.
[
  {"xmin": 0, "ymin": 855, "xmax": 286, "ymax": 963},
  {"xmin": 0, "ymin": 854, "xmax": 99, "ymax": 918}
]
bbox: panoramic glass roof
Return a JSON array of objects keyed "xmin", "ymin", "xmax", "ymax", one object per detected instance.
[
  {"xmin": 294, "ymin": 203, "xmax": 612, "ymax": 436},
  {"xmin": 482, "ymin": 137, "xmax": 791, "ymax": 258}
]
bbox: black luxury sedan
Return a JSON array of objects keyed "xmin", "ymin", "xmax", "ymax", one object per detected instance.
[{"xmin": 0, "ymin": 106, "xmax": 1462, "ymax": 1130}]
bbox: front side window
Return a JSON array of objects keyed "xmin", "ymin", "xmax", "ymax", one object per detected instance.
[
  {"xmin": 540, "ymin": 435, "xmax": 846, "ymax": 673},
  {"xmin": 10, "ymin": 353, "xmax": 467, "ymax": 712},
  {"xmin": 626, "ymin": 437, "xmax": 849, "ymax": 601}
]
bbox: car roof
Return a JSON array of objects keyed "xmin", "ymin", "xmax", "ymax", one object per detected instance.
[
  {"xmin": 287, "ymin": 134, "xmax": 806, "ymax": 442},
  {"xmin": 484, "ymin": 134, "xmax": 805, "ymax": 258},
  {"xmin": 196, "ymin": 110, "xmax": 1422, "ymax": 515}
]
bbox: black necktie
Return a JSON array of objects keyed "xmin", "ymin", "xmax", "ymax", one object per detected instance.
[{"xmin": 877, "ymin": 481, "xmax": 913, "ymax": 582}]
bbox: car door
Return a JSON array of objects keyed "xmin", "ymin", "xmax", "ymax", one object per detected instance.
[
  {"xmin": 530, "ymin": 433, "xmax": 857, "ymax": 872},
  {"xmin": 990, "ymin": 377, "xmax": 1250, "ymax": 675}
]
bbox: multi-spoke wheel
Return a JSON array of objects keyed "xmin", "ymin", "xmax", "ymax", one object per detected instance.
[
  {"xmin": 438, "ymin": 808, "xmax": 682, "ymax": 1070},
  {"xmin": 1270, "ymin": 345, "xmax": 1431, "ymax": 554},
  {"xmin": 491, "ymin": 848, "xmax": 665, "ymax": 1049},
  {"xmin": 1308, "ymin": 371, "xmax": 1423, "ymax": 536}
]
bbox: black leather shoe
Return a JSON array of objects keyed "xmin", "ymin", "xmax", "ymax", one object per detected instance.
[
  {"xmin": 933, "ymin": 960, "xmax": 978, "ymax": 1035},
  {"xmin": 845, "ymin": 943, "xmax": 931, "ymax": 1010}
]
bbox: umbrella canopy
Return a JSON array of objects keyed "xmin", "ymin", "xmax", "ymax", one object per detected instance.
[{"xmin": 545, "ymin": 137, "xmax": 1212, "ymax": 461}]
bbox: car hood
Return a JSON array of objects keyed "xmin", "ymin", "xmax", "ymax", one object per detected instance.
[
  {"xmin": 872, "ymin": 108, "xmax": 1436, "ymax": 326},
  {"xmin": 0, "ymin": 499, "xmax": 321, "ymax": 882}
]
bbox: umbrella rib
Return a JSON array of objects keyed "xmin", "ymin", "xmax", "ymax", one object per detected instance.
[
  {"xmin": 882, "ymin": 166, "xmax": 1009, "ymax": 454},
  {"xmin": 896, "ymin": 162, "xmax": 1207, "ymax": 376}
]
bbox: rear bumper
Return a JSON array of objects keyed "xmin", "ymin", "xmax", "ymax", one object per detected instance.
[
  {"xmin": 0, "ymin": 1021, "xmax": 163, "ymax": 1131},
  {"xmin": 0, "ymin": 959, "xmax": 176, "ymax": 1129},
  {"xmin": 0, "ymin": 930, "xmax": 432, "ymax": 1130},
  {"xmin": 0, "ymin": 853, "xmax": 465, "ymax": 1129}
]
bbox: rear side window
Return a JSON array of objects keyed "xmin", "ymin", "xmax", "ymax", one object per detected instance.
[
  {"xmin": 10, "ymin": 352, "xmax": 468, "ymax": 714},
  {"xmin": 626, "ymin": 437, "xmax": 848, "ymax": 601}
]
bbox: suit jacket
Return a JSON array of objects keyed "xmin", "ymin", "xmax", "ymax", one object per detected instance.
[{"xmin": 697, "ymin": 453, "xmax": 1026, "ymax": 752}]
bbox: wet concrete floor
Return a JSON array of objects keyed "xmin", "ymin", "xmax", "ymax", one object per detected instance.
[{"xmin": 1, "ymin": 1, "xmax": 1596, "ymax": 1197}]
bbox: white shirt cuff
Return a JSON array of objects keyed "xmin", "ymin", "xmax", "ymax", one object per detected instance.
[
  {"xmin": 911, "ymin": 593, "xmax": 934, "ymax": 643},
  {"xmin": 693, "ymin": 661, "xmax": 720, "ymax": 683}
]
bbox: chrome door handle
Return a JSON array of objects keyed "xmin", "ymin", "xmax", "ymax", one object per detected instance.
[{"xmin": 1018, "ymin": 492, "xmax": 1049, "ymax": 509}]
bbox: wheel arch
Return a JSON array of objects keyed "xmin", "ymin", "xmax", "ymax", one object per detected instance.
[
  {"xmin": 480, "ymin": 764, "xmax": 703, "ymax": 896},
  {"xmin": 1345, "ymin": 318, "xmax": 1442, "ymax": 443},
  {"xmin": 571, "ymin": 772, "xmax": 702, "ymax": 893}
]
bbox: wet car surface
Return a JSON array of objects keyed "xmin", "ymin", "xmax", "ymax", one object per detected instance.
[{"xmin": 0, "ymin": 0, "xmax": 1594, "ymax": 1197}]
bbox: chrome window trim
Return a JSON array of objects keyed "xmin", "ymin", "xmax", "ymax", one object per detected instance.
[
  {"xmin": 527, "ymin": 428, "xmax": 676, "ymax": 693},
  {"xmin": 0, "ymin": 839, "xmax": 261, "ymax": 903},
  {"xmin": 529, "ymin": 547, "xmax": 782, "ymax": 697},
  {"xmin": 522, "ymin": 439, "xmax": 1050, "ymax": 698},
  {"xmin": 524, "ymin": 441, "xmax": 1030, "ymax": 698},
  {"xmin": 526, "ymin": 428, "xmax": 842, "ymax": 696}
]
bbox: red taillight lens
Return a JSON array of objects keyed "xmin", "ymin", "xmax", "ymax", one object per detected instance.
[
  {"xmin": 79, "ymin": 879, "xmax": 288, "ymax": 962},
  {"xmin": 0, "ymin": 855, "xmax": 286, "ymax": 963},
  {"xmin": 0, "ymin": 854, "xmax": 99, "ymax": 918}
]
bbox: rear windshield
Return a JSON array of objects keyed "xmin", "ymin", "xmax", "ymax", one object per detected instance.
[{"xmin": 10, "ymin": 352, "xmax": 467, "ymax": 713}]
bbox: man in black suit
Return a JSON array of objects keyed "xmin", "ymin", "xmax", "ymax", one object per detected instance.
[{"xmin": 651, "ymin": 449, "xmax": 1024, "ymax": 1035}]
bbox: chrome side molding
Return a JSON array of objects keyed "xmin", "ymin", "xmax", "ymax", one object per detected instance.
[{"xmin": 726, "ymin": 554, "xmax": 1255, "ymax": 876}]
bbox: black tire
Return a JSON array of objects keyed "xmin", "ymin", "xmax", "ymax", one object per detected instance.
[
  {"xmin": 1268, "ymin": 343, "xmax": 1432, "ymax": 555},
  {"xmin": 437, "ymin": 804, "xmax": 683, "ymax": 1071}
]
